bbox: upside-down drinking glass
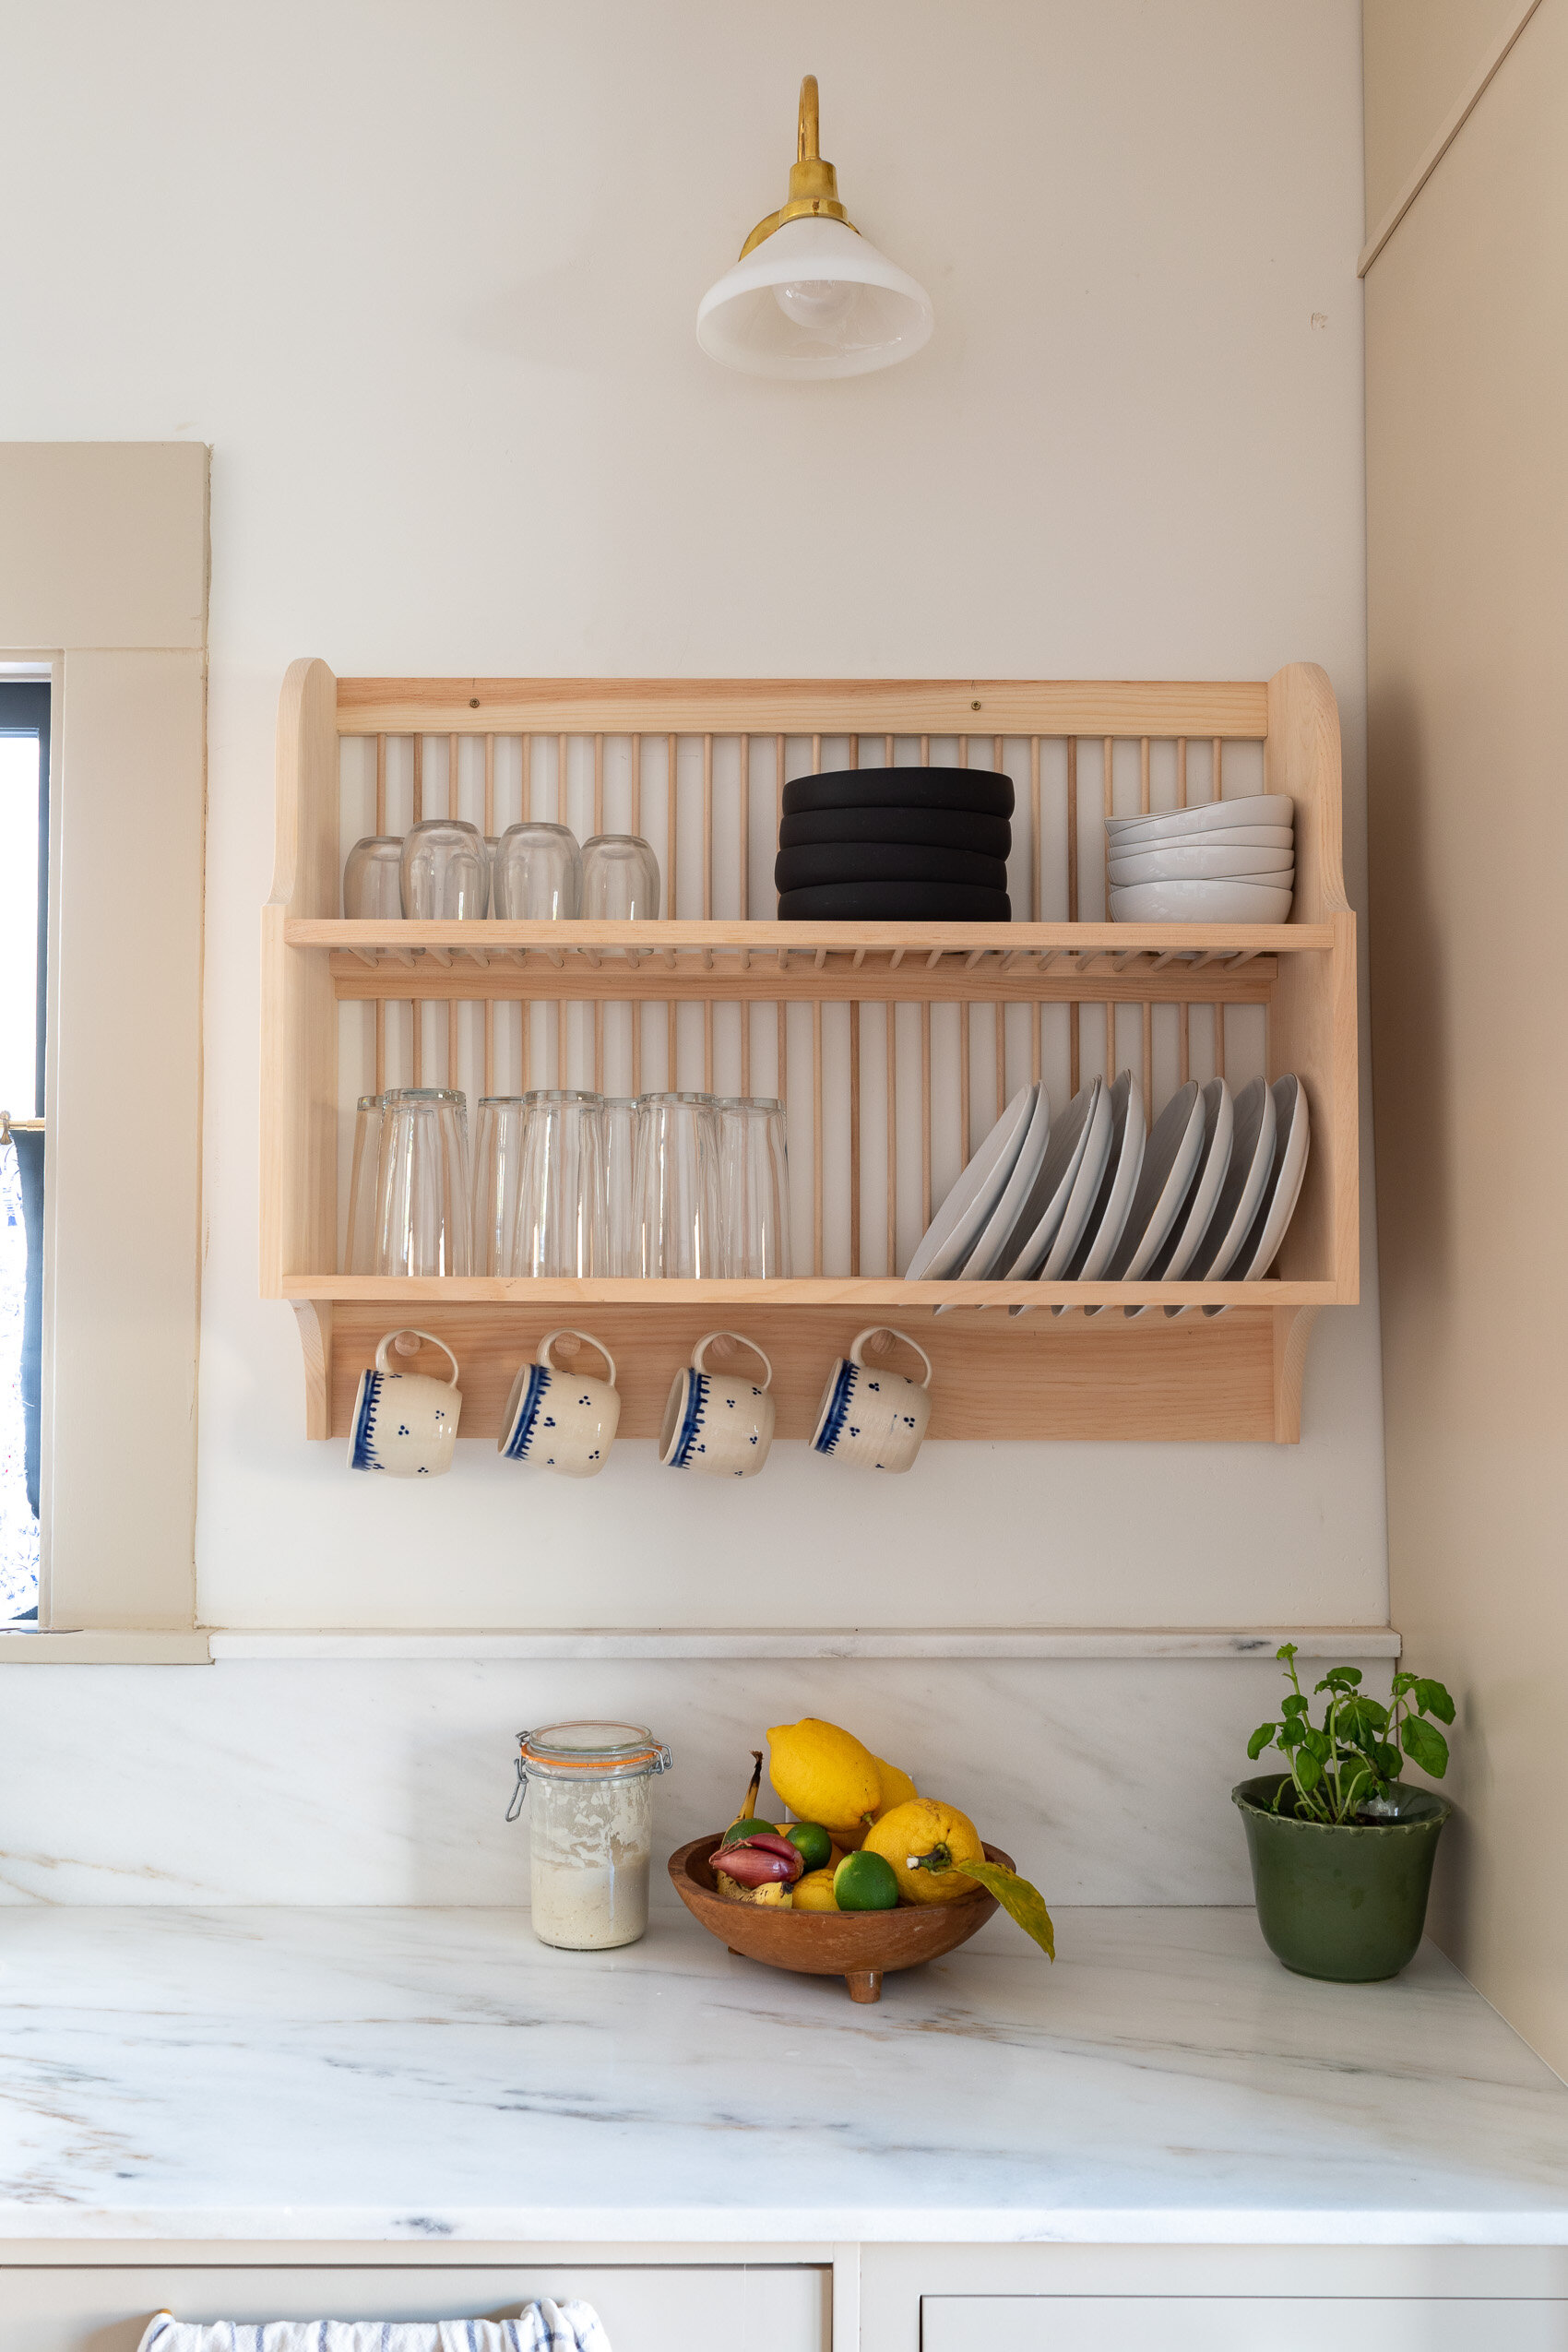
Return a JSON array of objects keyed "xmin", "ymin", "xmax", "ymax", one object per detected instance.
[
  {"xmin": 343, "ymin": 837, "xmax": 405, "ymax": 919},
  {"xmin": 581, "ymin": 835, "xmax": 660, "ymax": 921},
  {"xmin": 471, "ymin": 1097, "xmax": 531, "ymax": 1276},
  {"xmin": 374, "ymin": 1088, "xmax": 472, "ymax": 1276},
  {"xmin": 400, "ymin": 818, "xmax": 488, "ymax": 920},
  {"xmin": 516, "ymin": 1090, "xmax": 604, "ymax": 1278},
  {"xmin": 635, "ymin": 1093, "xmax": 720, "ymax": 1278},
  {"xmin": 343, "ymin": 1094, "xmax": 385, "ymax": 1273},
  {"xmin": 494, "ymin": 822, "xmax": 583, "ymax": 920},
  {"xmin": 597, "ymin": 1097, "xmax": 642, "ymax": 1276},
  {"xmin": 715, "ymin": 1097, "xmax": 791, "ymax": 1277}
]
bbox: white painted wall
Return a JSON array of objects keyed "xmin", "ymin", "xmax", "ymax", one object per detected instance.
[{"xmin": 0, "ymin": 0, "xmax": 1382, "ymax": 1632}]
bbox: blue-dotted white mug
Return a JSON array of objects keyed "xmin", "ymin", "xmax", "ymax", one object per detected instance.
[
  {"xmin": 499, "ymin": 1328, "xmax": 621, "ymax": 1479},
  {"xmin": 659, "ymin": 1331, "xmax": 775, "ymax": 1479},
  {"xmin": 348, "ymin": 1331, "xmax": 462, "ymax": 1478},
  {"xmin": 811, "ymin": 1326, "xmax": 932, "ymax": 1472}
]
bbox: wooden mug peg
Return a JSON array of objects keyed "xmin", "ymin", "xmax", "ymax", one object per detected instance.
[
  {"xmin": 551, "ymin": 1332, "xmax": 582, "ymax": 1362},
  {"xmin": 392, "ymin": 1329, "xmax": 424, "ymax": 1358}
]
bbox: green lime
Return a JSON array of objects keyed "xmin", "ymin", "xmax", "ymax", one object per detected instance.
[
  {"xmin": 785, "ymin": 1821, "xmax": 833, "ymax": 1872},
  {"xmin": 719, "ymin": 1816, "xmax": 778, "ymax": 1849},
  {"xmin": 834, "ymin": 1848, "xmax": 900, "ymax": 1911}
]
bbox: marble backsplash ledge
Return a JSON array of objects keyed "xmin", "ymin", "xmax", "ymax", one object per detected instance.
[{"xmin": 0, "ymin": 1655, "xmax": 1395, "ymax": 1908}]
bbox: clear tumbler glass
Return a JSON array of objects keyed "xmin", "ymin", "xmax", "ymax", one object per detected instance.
[
  {"xmin": 516, "ymin": 1090, "xmax": 603, "ymax": 1278},
  {"xmin": 581, "ymin": 835, "xmax": 660, "ymax": 921},
  {"xmin": 343, "ymin": 837, "xmax": 405, "ymax": 919},
  {"xmin": 494, "ymin": 822, "xmax": 583, "ymax": 920},
  {"xmin": 343, "ymin": 1093, "xmax": 385, "ymax": 1274},
  {"xmin": 715, "ymin": 1097, "xmax": 791, "ymax": 1277},
  {"xmin": 635, "ymin": 1092, "xmax": 720, "ymax": 1278},
  {"xmin": 374, "ymin": 1087, "xmax": 472, "ymax": 1275},
  {"xmin": 597, "ymin": 1098, "xmax": 642, "ymax": 1277},
  {"xmin": 471, "ymin": 1097, "xmax": 531, "ymax": 1277},
  {"xmin": 400, "ymin": 818, "xmax": 487, "ymax": 920}
]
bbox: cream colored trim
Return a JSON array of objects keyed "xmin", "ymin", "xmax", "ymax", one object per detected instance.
[
  {"xmin": 0, "ymin": 1631, "xmax": 211, "ymax": 1663},
  {"xmin": 1359, "ymin": 0, "xmax": 1545, "ymax": 275},
  {"xmin": 206, "ymin": 1626, "xmax": 1401, "ymax": 1662}
]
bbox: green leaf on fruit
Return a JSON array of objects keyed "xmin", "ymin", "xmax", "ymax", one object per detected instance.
[{"xmin": 955, "ymin": 1859, "xmax": 1056, "ymax": 1961}]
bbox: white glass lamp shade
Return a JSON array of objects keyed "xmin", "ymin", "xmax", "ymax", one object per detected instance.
[{"xmin": 697, "ymin": 216, "xmax": 933, "ymax": 380}]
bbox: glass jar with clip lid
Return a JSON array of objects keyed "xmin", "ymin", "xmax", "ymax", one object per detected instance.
[{"xmin": 507, "ymin": 1720, "xmax": 672, "ymax": 1950}]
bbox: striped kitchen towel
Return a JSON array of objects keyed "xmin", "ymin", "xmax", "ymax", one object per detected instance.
[{"xmin": 138, "ymin": 2305, "xmax": 612, "ymax": 2352}]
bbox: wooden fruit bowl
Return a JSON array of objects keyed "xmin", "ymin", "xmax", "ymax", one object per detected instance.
[{"xmin": 669, "ymin": 1833, "xmax": 1014, "ymax": 2003}]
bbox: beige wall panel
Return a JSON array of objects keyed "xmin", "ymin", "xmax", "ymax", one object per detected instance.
[
  {"xmin": 1362, "ymin": 0, "xmax": 1531, "ymax": 228},
  {"xmin": 1366, "ymin": 1, "xmax": 1568, "ymax": 2073},
  {"xmin": 43, "ymin": 648, "xmax": 205, "ymax": 1627},
  {"xmin": 0, "ymin": 443, "xmax": 207, "ymax": 651}
]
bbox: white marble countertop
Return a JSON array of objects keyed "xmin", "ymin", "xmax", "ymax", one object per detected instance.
[{"xmin": 3, "ymin": 1906, "xmax": 1567, "ymax": 2247}]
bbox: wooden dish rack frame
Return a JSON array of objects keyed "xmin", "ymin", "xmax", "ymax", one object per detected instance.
[{"xmin": 263, "ymin": 660, "xmax": 1356, "ymax": 1445}]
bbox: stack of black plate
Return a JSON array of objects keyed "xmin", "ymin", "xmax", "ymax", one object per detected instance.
[{"xmin": 774, "ymin": 766, "xmax": 1015, "ymax": 921}]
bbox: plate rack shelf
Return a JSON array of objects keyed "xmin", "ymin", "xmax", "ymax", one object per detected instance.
[{"xmin": 263, "ymin": 661, "xmax": 1357, "ymax": 1445}]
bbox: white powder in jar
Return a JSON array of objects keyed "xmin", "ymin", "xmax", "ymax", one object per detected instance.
[{"xmin": 529, "ymin": 1769, "xmax": 653, "ymax": 1950}]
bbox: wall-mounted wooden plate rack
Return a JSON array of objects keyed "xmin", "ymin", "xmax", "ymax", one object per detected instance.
[{"xmin": 264, "ymin": 662, "xmax": 1356, "ymax": 1444}]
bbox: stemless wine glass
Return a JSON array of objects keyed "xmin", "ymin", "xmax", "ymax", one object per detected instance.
[
  {"xmin": 400, "ymin": 818, "xmax": 487, "ymax": 919},
  {"xmin": 343, "ymin": 1094, "xmax": 385, "ymax": 1273},
  {"xmin": 494, "ymin": 822, "xmax": 583, "ymax": 919},
  {"xmin": 597, "ymin": 1097, "xmax": 643, "ymax": 1277},
  {"xmin": 635, "ymin": 1093, "xmax": 720, "ymax": 1277},
  {"xmin": 343, "ymin": 837, "xmax": 404, "ymax": 919},
  {"xmin": 715, "ymin": 1098, "xmax": 791, "ymax": 1277},
  {"xmin": 516, "ymin": 1090, "xmax": 603, "ymax": 1277},
  {"xmin": 471, "ymin": 1097, "xmax": 531, "ymax": 1276},
  {"xmin": 581, "ymin": 835, "xmax": 660, "ymax": 921},
  {"xmin": 374, "ymin": 1088, "xmax": 472, "ymax": 1275}
]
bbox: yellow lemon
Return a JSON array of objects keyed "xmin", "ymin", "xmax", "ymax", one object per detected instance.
[
  {"xmin": 863, "ymin": 1798, "xmax": 984, "ymax": 1906},
  {"xmin": 791, "ymin": 1867, "xmax": 840, "ymax": 1912},
  {"xmin": 766, "ymin": 1718, "xmax": 882, "ymax": 1835},
  {"xmin": 871, "ymin": 1756, "xmax": 919, "ymax": 1818}
]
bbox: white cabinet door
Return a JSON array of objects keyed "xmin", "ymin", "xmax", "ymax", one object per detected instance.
[
  {"xmin": 0, "ymin": 2266, "xmax": 829, "ymax": 2352},
  {"xmin": 923, "ymin": 2295, "xmax": 1568, "ymax": 2350}
]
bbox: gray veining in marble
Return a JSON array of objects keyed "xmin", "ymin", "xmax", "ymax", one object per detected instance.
[
  {"xmin": 2, "ymin": 1907, "xmax": 1566, "ymax": 2245},
  {"xmin": 0, "ymin": 1656, "xmax": 1396, "ymax": 1907}
]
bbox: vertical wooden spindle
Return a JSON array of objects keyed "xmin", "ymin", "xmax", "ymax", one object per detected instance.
[
  {"xmin": 849, "ymin": 733, "xmax": 860, "ymax": 769},
  {"xmin": 410, "ymin": 734, "xmax": 423, "ymax": 1084},
  {"xmin": 995, "ymin": 729, "xmax": 1008, "ymax": 1111},
  {"xmin": 593, "ymin": 732, "xmax": 604, "ymax": 838},
  {"xmin": 667, "ymin": 731, "xmax": 679, "ymax": 1089},
  {"xmin": 1066, "ymin": 736, "xmax": 1080, "ymax": 1095},
  {"xmin": 886, "ymin": 1000, "xmax": 898, "ymax": 1275},
  {"xmin": 1177, "ymin": 739, "xmax": 1190, "ymax": 1085},
  {"xmin": 1140, "ymin": 737, "xmax": 1152, "ymax": 1119},
  {"xmin": 776, "ymin": 733, "xmax": 787, "ymax": 1098},
  {"xmin": 702, "ymin": 733, "xmax": 713, "ymax": 1088},
  {"xmin": 1213, "ymin": 735, "xmax": 1226, "ymax": 1076},
  {"xmin": 959, "ymin": 1001, "xmax": 971, "ymax": 1165},
  {"xmin": 739, "ymin": 734, "xmax": 751, "ymax": 1096},
  {"xmin": 482, "ymin": 735, "xmax": 495, "ymax": 1098},
  {"xmin": 849, "ymin": 1003, "xmax": 862, "ymax": 1274},
  {"xmin": 374, "ymin": 731, "xmax": 388, "ymax": 1093},
  {"xmin": 921, "ymin": 1002, "xmax": 932, "ymax": 1226},
  {"xmin": 812, "ymin": 999, "xmax": 824, "ymax": 1276},
  {"xmin": 1100, "ymin": 737, "xmax": 1115, "ymax": 1089},
  {"xmin": 1029, "ymin": 736, "xmax": 1042, "ymax": 1086}
]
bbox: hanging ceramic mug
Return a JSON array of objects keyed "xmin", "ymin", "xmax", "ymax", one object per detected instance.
[
  {"xmin": 349, "ymin": 1331, "xmax": 462, "ymax": 1477},
  {"xmin": 499, "ymin": 1328, "xmax": 621, "ymax": 1478},
  {"xmin": 810, "ymin": 1326, "xmax": 932, "ymax": 1472},
  {"xmin": 659, "ymin": 1331, "xmax": 775, "ymax": 1478}
]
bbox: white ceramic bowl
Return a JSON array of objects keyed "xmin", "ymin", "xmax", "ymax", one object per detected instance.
[
  {"xmin": 1102, "ymin": 821, "xmax": 1294, "ymax": 855},
  {"xmin": 1105, "ymin": 794, "xmax": 1293, "ymax": 840},
  {"xmin": 1107, "ymin": 844, "xmax": 1295, "ymax": 885},
  {"xmin": 1108, "ymin": 878, "xmax": 1295, "ymax": 923}
]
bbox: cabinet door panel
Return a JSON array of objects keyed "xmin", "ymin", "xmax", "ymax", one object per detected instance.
[
  {"xmin": 0, "ymin": 2266, "xmax": 829, "ymax": 2352},
  {"xmin": 923, "ymin": 2295, "xmax": 1568, "ymax": 2350}
]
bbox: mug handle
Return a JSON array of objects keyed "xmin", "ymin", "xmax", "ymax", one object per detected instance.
[
  {"xmin": 849, "ymin": 1326, "xmax": 933, "ymax": 1389},
  {"xmin": 374, "ymin": 1329, "xmax": 461, "ymax": 1385},
  {"xmin": 692, "ymin": 1329, "xmax": 774, "ymax": 1390},
  {"xmin": 538, "ymin": 1327, "xmax": 618, "ymax": 1387}
]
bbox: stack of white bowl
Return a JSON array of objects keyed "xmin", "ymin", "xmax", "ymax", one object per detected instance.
[{"xmin": 1106, "ymin": 792, "xmax": 1294, "ymax": 921}]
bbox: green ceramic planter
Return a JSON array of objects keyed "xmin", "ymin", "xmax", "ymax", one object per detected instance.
[{"xmin": 1232, "ymin": 1774, "xmax": 1451, "ymax": 1982}]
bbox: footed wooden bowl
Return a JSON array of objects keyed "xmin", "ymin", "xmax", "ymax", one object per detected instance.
[{"xmin": 669, "ymin": 1834, "xmax": 1013, "ymax": 2002}]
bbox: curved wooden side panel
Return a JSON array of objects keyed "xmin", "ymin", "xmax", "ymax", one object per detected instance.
[{"xmin": 1272, "ymin": 1304, "xmax": 1321, "ymax": 1443}]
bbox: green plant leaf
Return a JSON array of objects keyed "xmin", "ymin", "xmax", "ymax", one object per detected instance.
[
  {"xmin": 1281, "ymin": 1693, "xmax": 1307, "ymax": 1717},
  {"xmin": 1277, "ymin": 1643, "xmax": 1299, "ymax": 1664},
  {"xmin": 1372, "ymin": 1740, "xmax": 1400, "ymax": 1779},
  {"xmin": 1279, "ymin": 1716, "xmax": 1304, "ymax": 1750},
  {"xmin": 1415, "ymin": 1678, "xmax": 1456, "ymax": 1726},
  {"xmin": 1247, "ymin": 1723, "xmax": 1277, "ymax": 1761},
  {"xmin": 1401, "ymin": 1716, "xmax": 1450, "ymax": 1777},
  {"xmin": 1301, "ymin": 1726, "xmax": 1332, "ymax": 1764},
  {"xmin": 1391, "ymin": 1671, "xmax": 1417, "ymax": 1699},
  {"xmin": 1297, "ymin": 1751, "xmax": 1323, "ymax": 1793},
  {"xmin": 956, "ymin": 1859, "xmax": 1055, "ymax": 1960}
]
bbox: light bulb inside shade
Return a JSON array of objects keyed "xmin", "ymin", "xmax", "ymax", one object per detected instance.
[{"xmin": 773, "ymin": 277, "xmax": 854, "ymax": 328}]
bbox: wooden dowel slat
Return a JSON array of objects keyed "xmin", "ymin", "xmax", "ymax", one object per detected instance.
[
  {"xmin": 448, "ymin": 997, "xmax": 459, "ymax": 1089},
  {"xmin": 1177, "ymin": 741, "xmax": 1190, "ymax": 1083},
  {"xmin": 631, "ymin": 732, "xmax": 642, "ymax": 836},
  {"xmin": 849, "ymin": 1002, "xmax": 861, "ymax": 1276},
  {"xmin": 996, "ymin": 1001, "xmax": 1006, "ymax": 1115},
  {"xmin": 558, "ymin": 997, "xmax": 568, "ymax": 1089},
  {"xmin": 593, "ymin": 732, "xmax": 604, "ymax": 838},
  {"xmin": 411, "ymin": 1000, "xmax": 423, "ymax": 1086},
  {"xmin": 921, "ymin": 1002, "xmax": 932, "ymax": 1227},
  {"xmin": 812, "ymin": 1000, "xmax": 824, "ymax": 1276},
  {"xmin": 412, "ymin": 732, "xmax": 423, "ymax": 826},
  {"xmin": 374, "ymin": 1001, "xmax": 386, "ymax": 1095},
  {"xmin": 959, "ymin": 1002, "xmax": 971, "ymax": 1165},
  {"xmin": 1067, "ymin": 736, "xmax": 1080, "ymax": 1094},
  {"xmin": 886, "ymin": 1001, "xmax": 898, "ymax": 1275},
  {"xmin": 375, "ymin": 734, "xmax": 387, "ymax": 835},
  {"xmin": 738, "ymin": 734, "xmax": 750, "ymax": 921}
]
